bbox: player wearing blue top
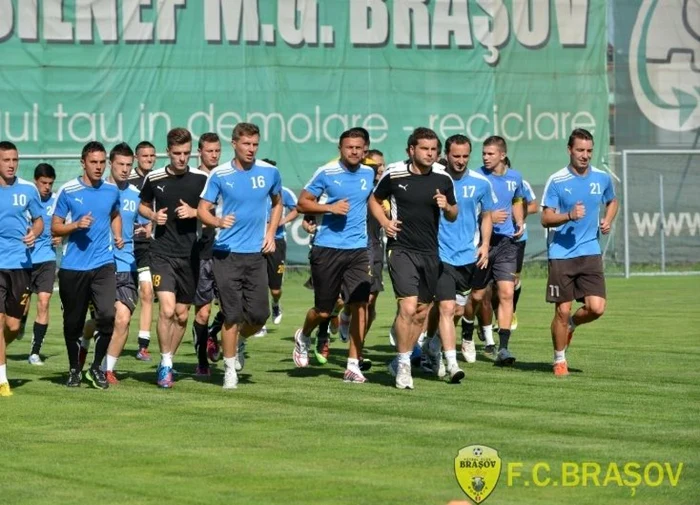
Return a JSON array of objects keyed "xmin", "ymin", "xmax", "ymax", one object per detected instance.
[
  {"xmin": 100, "ymin": 143, "xmax": 142, "ymax": 385},
  {"xmin": 423, "ymin": 135, "xmax": 494, "ymax": 382},
  {"xmin": 0, "ymin": 141, "xmax": 44, "ymax": 397},
  {"xmin": 52, "ymin": 141, "xmax": 123, "ymax": 390},
  {"xmin": 198, "ymin": 122, "xmax": 283, "ymax": 390},
  {"xmin": 19, "ymin": 164, "xmax": 60, "ymax": 367},
  {"xmin": 463, "ymin": 136, "xmax": 525, "ymax": 367},
  {"xmin": 541, "ymin": 129, "xmax": 618, "ymax": 377},
  {"xmin": 294, "ymin": 129, "xmax": 375, "ymax": 383}
]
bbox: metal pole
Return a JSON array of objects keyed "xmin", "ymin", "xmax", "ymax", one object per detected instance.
[
  {"xmin": 623, "ymin": 151, "xmax": 630, "ymax": 279},
  {"xmin": 659, "ymin": 174, "xmax": 665, "ymax": 273}
]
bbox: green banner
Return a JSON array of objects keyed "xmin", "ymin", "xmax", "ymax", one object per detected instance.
[{"xmin": 1, "ymin": 0, "xmax": 609, "ymax": 264}]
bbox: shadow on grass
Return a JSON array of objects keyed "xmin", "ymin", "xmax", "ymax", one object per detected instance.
[
  {"xmin": 8, "ymin": 377, "xmax": 31, "ymax": 389},
  {"xmin": 508, "ymin": 361, "xmax": 583, "ymax": 374}
]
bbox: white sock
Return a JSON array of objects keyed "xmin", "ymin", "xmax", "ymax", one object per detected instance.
[
  {"xmin": 0, "ymin": 364, "xmax": 7, "ymax": 383},
  {"xmin": 138, "ymin": 331, "xmax": 150, "ymax": 340},
  {"xmin": 554, "ymin": 350, "xmax": 566, "ymax": 363},
  {"xmin": 482, "ymin": 325, "xmax": 495, "ymax": 346},
  {"xmin": 223, "ymin": 356, "xmax": 236, "ymax": 369},
  {"xmin": 347, "ymin": 357, "xmax": 359, "ymax": 369},
  {"xmin": 105, "ymin": 354, "xmax": 118, "ymax": 372},
  {"xmin": 398, "ymin": 351, "xmax": 412, "ymax": 365},
  {"xmin": 161, "ymin": 352, "xmax": 173, "ymax": 368},
  {"xmin": 445, "ymin": 350, "xmax": 457, "ymax": 367}
]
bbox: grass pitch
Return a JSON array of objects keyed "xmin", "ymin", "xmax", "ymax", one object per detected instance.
[{"xmin": 2, "ymin": 272, "xmax": 698, "ymax": 505}]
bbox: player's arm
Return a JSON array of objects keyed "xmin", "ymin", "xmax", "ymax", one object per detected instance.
[
  {"xmin": 436, "ymin": 180, "xmax": 458, "ymax": 222},
  {"xmin": 111, "ymin": 209, "xmax": 124, "ymax": 249},
  {"xmin": 527, "ymin": 199, "xmax": 539, "ymax": 215},
  {"xmin": 541, "ymin": 207, "xmax": 576, "ymax": 228},
  {"xmin": 280, "ymin": 207, "xmax": 298, "ymax": 225},
  {"xmin": 297, "ymin": 190, "xmax": 347, "ymax": 215},
  {"xmin": 24, "ymin": 192, "xmax": 44, "ymax": 247},
  {"xmin": 197, "ymin": 199, "xmax": 234, "ymax": 229},
  {"xmin": 512, "ymin": 199, "xmax": 525, "ymax": 236},
  {"xmin": 600, "ymin": 198, "xmax": 619, "ymax": 235},
  {"xmin": 263, "ymin": 193, "xmax": 283, "ymax": 253},
  {"xmin": 477, "ymin": 210, "xmax": 493, "ymax": 268},
  {"xmin": 52, "ymin": 192, "xmax": 92, "ymax": 236}
]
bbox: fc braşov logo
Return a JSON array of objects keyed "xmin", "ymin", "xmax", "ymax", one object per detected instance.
[{"xmin": 629, "ymin": 0, "xmax": 700, "ymax": 132}]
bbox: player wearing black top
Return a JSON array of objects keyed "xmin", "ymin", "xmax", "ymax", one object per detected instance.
[
  {"xmin": 369, "ymin": 127, "xmax": 457, "ymax": 390},
  {"xmin": 127, "ymin": 140, "xmax": 156, "ymax": 360},
  {"xmin": 138, "ymin": 128, "xmax": 208, "ymax": 388}
]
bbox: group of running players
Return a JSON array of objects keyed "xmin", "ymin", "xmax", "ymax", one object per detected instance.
[{"xmin": 0, "ymin": 123, "xmax": 617, "ymax": 395}]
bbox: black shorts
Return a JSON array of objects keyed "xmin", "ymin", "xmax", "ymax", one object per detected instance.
[
  {"xmin": 369, "ymin": 245, "xmax": 384, "ymax": 293},
  {"xmin": 266, "ymin": 238, "xmax": 287, "ymax": 291},
  {"xmin": 134, "ymin": 241, "xmax": 151, "ymax": 273},
  {"xmin": 30, "ymin": 261, "xmax": 56, "ymax": 294},
  {"xmin": 435, "ymin": 263, "xmax": 476, "ymax": 302},
  {"xmin": 116, "ymin": 271, "xmax": 139, "ymax": 313},
  {"xmin": 386, "ymin": 249, "xmax": 441, "ymax": 304},
  {"xmin": 0, "ymin": 269, "xmax": 31, "ymax": 319},
  {"xmin": 546, "ymin": 255, "xmax": 606, "ymax": 303},
  {"xmin": 59, "ymin": 264, "xmax": 116, "ymax": 337},
  {"xmin": 212, "ymin": 251, "xmax": 269, "ymax": 326},
  {"xmin": 310, "ymin": 246, "xmax": 371, "ymax": 313},
  {"xmin": 194, "ymin": 258, "xmax": 218, "ymax": 307},
  {"xmin": 515, "ymin": 240, "xmax": 527, "ymax": 273},
  {"xmin": 149, "ymin": 253, "xmax": 197, "ymax": 305},
  {"xmin": 471, "ymin": 235, "xmax": 519, "ymax": 289}
]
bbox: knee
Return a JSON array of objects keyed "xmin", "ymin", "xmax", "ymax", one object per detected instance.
[
  {"xmin": 588, "ymin": 299, "xmax": 606, "ymax": 319},
  {"xmin": 270, "ymin": 289, "xmax": 281, "ymax": 299},
  {"xmin": 555, "ymin": 304, "xmax": 571, "ymax": 323},
  {"xmin": 5, "ymin": 318, "xmax": 20, "ymax": 333},
  {"xmin": 114, "ymin": 307, "xmax": 131, "ymax": 329},
  {"xmin": 439, "ymin": 301, "xmax": 456, "ymax": 319},
  {"xmin": 399, "ymin": 301, "xmax": 418, "ymax": 320},
  {"xmin": 175, "ymin": 308, "xmax": 189, "ymax": 326},
  {"xmin": 95, "ymin": 316, "xmax": 115, "ymax": 336},
  {"xmin": 139, "ymin": 283, "xmax": 153, "ymax": 302},
  {"xmin": 195, "ymin": 305, "xmax": 211, "ymax": 325},
  {"xmin": 160, "ymin": 304, "xmax": 176, "ymax": 320}
]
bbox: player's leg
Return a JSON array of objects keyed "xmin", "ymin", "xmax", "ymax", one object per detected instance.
[
  {"xmin": 571, "ymin": 256, "xmax": 607, "ymax": 330},
  {"xmin": 58, "ymin": 269, "xmax": 92, "ymax": 386},
  {"xmin": 546, "ymin": 258, "xmax": 576, "ymax": 376},
  {"xmin": 86, "ymin": 264, "xmax": 117, "ymax": 389},
  {"xmin": 28, "ymin": 292, "xmax": 51, "ymax": 364},
  {"xmin": 104, "ymin": 272, "xmax": 138, "ymax": 384},
  {"xmin": 136, "ymin": 270, "xmax": 154, "ymax": 361},
  {"xmin": 0, "ymin": 270, "xmax": 31, "ymax": 396},
  {"xmin": 341, "ymin": 249, "xmax": 371, "ymax": 382},
  {"xmin": 511, "ymin": 240, "xmax": 526, "ymax": 330},
  {"xmin": 0, "ymin": 312, "xmax": 10, "ymax": 397},
  {"xmin": 192, "ymin": 259, "xmax": 215, "ymax": 376},
  {"xmin": 491, "ymin": 238, "xmax": 519, "ymax": 366},
  {"xmin": 269, "ymin": 238, "xmax": 286, "ymax": 325}
]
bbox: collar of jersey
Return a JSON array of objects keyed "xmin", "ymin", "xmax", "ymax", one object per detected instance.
[
  {"xmin": 77, "ymin": 176, "xmax": 106, "ymax": 189},
  {"xmin": 567, "ymin": 165, "xmax": 592, "ymax": 178},
  {"xmin": 165, "ymin": 165, "xmax": 191, "ymax": 176}
]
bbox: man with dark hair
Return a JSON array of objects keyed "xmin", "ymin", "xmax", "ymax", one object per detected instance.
[
  {"xmin": 541, "ymin": 128, "xmax": 617, "ymax": 376},
  {"xmin": 369, "ymin": 127, "xmax": 457, "ymax": 389},
  {"xmin": 0, "ymin": 141, "xmax": 44, "ymax": 396},
  {"xmin": 462, "ymin": 136, "xmax": 525, "ymax": 366},
  {"xmin": 21, "ymin": 163, "xmax": 60, "ymax": 366},
  {"xmin": 128, "ymin": 140, "xmax": 157, "ymax": 361},
  {"xmin": 198, "ymin": 122, "xmax": 283, "ymax": 389},
  {"xmin": 139, "ymin": 128, "xmax": 207, "ymax": 388},
  {"xmin": 294, "ymin": 128, "xmax": 375, "ymax": 383},
  {"xmin": 52, "ymin": 141, "xmax": 123, "ymax": 389},
  {"xmin": 191, "ymin": 132, "xmax": 222, "ymax": 377}
]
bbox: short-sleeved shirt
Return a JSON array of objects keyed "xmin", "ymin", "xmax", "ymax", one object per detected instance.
[
  {"xmin": 139, "ymin": 166, "xmax": 208, "ymax": 259},
  {"xmin": 304, "ymin": 161, "xmax": 375, "ymax": 250},
  {"xmin": 200, "ymin": 159, "xmax": 282, "ymax": 254},
  {"xmin": 478, "ymin": 166, "xmax": 525, "ymax": 238},
  {"xmin": 127, "ymin": 168, "xmax": 153, "ymax": 242},
  {"xmin": 518, "ymin": 180, "xmax": 537, "ymax": 243},
  {"xmin": 54, "ymin": 177, "xmax": 120, "ymax": 271},
  {"xmin": 30, "ymin": 192, "xmax": 57, "ymax": 265},
  {"xmin": 542, "ymin": 165, "xmax": 616, "ymax": 259},
  {"xmin": 0, "ymin": 177, "xmax": 43, "ymax": 270},
  {"xmin": 271, "ymin": 187, "xmax": 298, "ymax": 240},
  {"xmin": 114, "ymin": 183, "xmax": 141, "ymax": 273},
  {"xmin": 439, "ymin": 169, "xmax": 497, "ymax": 266},
  {"xmin": 373, "ymin": 161, "xmax": 456, "ymax": 255}
]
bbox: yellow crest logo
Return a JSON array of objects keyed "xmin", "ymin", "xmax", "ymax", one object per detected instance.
[{"xmin": 454, "ymin": 445, "xmax": 502, "ymax": 503}]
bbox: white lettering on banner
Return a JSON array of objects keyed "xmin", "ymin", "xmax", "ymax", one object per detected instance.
[
  {"xmin": 0, "ymin": 104, "xmax": 39, "ymax": 142},
  {"xmin": 2, "ymin": 0, "xmax": 591, "ymax": 55},
  {"xmin": 633, "ymin": 213, "xmax": 700, "ymax": 237}
]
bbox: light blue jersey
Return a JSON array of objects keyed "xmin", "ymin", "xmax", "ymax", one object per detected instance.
[
  {"xmin": 114, "ymin": 184, "xmax": 140, "ymax": 273},
  {"xmin": 542, "ymin": 166, "xmax": 615, "ymax": 259},
  {"xmin": 304, "ymin": 161, "xmax": 374, "ymax": 250},
  {"xmin": 439, "ymin": 170, "xmax": 497, "ymax": 266},
  {"xmin": 30, "ymin": 192, "xmax": 57, "ymax": 265},
  {"xmin": 478, "ymin": 166, "xmax": 525, "ymax": 238},
  {"xmin": 54, "ymin": 177, "xmax": 120, "ymax": 271},
  {"xmin": 271, "ymin": 187, "xmax": 298, "ymax": 240},
  {"xmin": 201, "ymin": 159, "xmax": 282, "ymax": 254},
  {"xmin": 0, "ymin": 177, "xmax": 43, "ymax": 270},
  {"xmin": 518, "ymin": 180, "xmax": 537, "ymax": 243}
]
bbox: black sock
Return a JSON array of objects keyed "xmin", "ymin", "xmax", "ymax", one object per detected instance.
[
  {"xmin": 461, "ymin": 317, "xmax": 474, "ymax": 342},
  {"xmin": 513, "ymin": 284, "xmax": 522, "ymax": 312},
  {"xmin": 66, "ymin": 337, "xmax": 80, "ymax": 371},
  {"xmin": 498, "ymin": 329, "xmax": 511, "ymax": 350},
  {"xmin": 138, "ymin": 336, "xmax": 150, "ymax": 349},
  {"xmin": 92, "ymin": 331, "xmax": 111, "ymax": 369},
  {"xmin": 317, "ymin": 318, "xmax": 330, "ymax": 341},
  {"xmin": 193, "ymin": 322, "xmax": 209, "ymax": 368},
  {"xmin": 209, "ymin": 311, "xmax": 224, "ymax": 341},
  {"xmin": 31, "ymin": 322, "xmax": 48, "ymax": 355}
]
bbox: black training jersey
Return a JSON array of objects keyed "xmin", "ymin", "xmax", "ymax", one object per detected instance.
[
  {"xmin": 128, "ymin": 168, "xmax": 152, "ymax": 244},
  {"xmin": 373, "ymin": 160, "xmax": 456, "ymax": 255},
  {"xmin": 139, "ymin": 166, "xmax": 208, "ymax": 258}
]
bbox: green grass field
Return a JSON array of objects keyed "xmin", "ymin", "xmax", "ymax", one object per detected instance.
[{"xmin": 2, "ymin": 272, "xmax": 699, "ymax": 505}]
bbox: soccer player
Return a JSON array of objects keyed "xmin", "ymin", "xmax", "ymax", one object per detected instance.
[
  {"xmin": 191, "ymin": 132, "xmax": 222, "ymax": 376},
  {"xmin": 369, "ymin": 127, "xmax": 457, "ymax": 390},
  {"xmin": 139, "ymin": 128, "xmax": 207, "ymax": 388},
  {"xmin": 100, "ymin": 143, "xmax": 142, "ymax": 384},
  {"xmin": 0, "ymin": 141, "xmax": 44, "ymax": 397},
  {"xmin": 128, "ymin": 141, "xmax": 157, "ymax": 361},
  {"xmin": 52, "ymin": 141, "xmax": 123, "ymax": 389},
  {"xmin": 294, "ymin": 129, "xmax": 375, "ymax": 383},
  {"xmin": 197, "ymin": 122, "xmax": 282, "ymax": 389},
  {"xmin": 424, "ymin": 135, "xmax": 494, "ymax": 380},
  {"xmin": 462, "ymin": 136, "xmax": 525, "ymax": 366},
  {"xmin": 22, "ymin": 164, "xmax": 60, "ymax": 366},
  {"xmin": 541, "ymin": 128, "xmax": 617, "ymax": 376}
]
